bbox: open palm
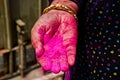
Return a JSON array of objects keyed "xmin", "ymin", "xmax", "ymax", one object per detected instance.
[{"xmin": 31, "ymin": 10, "xmax": 78, "ymax": 73}]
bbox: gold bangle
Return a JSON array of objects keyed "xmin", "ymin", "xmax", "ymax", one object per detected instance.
[{"xmin": 43, "ymin": 4, "xmax": 77, "ymax": 20}]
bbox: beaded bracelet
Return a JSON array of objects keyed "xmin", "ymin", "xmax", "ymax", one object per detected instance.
[{"xmin": 43, "ymin": 4, "xmax": 77, "ymax": 20}]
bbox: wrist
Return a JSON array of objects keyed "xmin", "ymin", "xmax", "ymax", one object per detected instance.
[
  {"xmin": 43, "ymin": 4, "xmax": 78, "ymax": 20},
  {"xmin": 51, "ymin": 0, "xmax": 78, "ymax": 14}
]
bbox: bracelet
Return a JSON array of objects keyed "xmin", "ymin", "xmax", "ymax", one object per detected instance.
[{"xmin": 43, "ymin": 4, "xmax": 77, "ymax": 20}]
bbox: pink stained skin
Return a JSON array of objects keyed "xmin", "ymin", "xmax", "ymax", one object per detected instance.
[{"xmin": 31, "ymin": 10, "xmax": 78, "ymax": 73}]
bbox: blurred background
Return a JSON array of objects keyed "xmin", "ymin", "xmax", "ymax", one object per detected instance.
[{"xmin": 0, "ymin": 0, "xmax": 63, "ymax": 80}]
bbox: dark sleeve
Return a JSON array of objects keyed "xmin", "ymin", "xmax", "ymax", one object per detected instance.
[
  {"xmin": 71, "ymin": 0, "xmax": 83, "ymax": 7},
  {"xmin": 48, "ymin": 0, "xmax": 52, "ymax": 5}
]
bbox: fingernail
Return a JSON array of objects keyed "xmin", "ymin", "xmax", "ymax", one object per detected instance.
[
  {"xmin": 68, "ymin": 55, "xmax": 75, "ymax": 66},
  {"xmin": 52, "ymin": 64, "xmax": 60, "ymax": 73},
  {"xmin": 36, "ymin": 48, "xmax": 44, "ymax": 57}
]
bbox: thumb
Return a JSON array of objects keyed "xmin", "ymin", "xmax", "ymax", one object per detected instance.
[
  {"xmin": 31, "ymin": 28, "xmax": 45, "ymax": 57},
  {"xmin": 35, "ymin": 42, "xmax": 44, "ymax": 57}
]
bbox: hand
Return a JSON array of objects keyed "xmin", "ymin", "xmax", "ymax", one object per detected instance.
[{"xmin": 31, "ymin": 10, "xmax": 78, "ymax": 73}]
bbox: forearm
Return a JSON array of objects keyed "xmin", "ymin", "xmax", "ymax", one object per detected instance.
[{"xmin": 50, "ymin": 0, "xmax": 79, "ymax": 14}]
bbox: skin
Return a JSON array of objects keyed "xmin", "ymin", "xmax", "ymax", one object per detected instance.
[{"xmin": 31, "ymin": 0, "xmax": 78, "ymax": 73}]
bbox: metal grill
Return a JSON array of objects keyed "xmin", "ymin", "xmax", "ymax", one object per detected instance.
[{"xmin": 0, "ymin": 0, "xmax": 49, "ymax": 79}]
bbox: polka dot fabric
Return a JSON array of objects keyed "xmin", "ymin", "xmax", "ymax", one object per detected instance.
[{"xmin": 69, "ymin": 0, "xmax": 120, "ymax": 80}]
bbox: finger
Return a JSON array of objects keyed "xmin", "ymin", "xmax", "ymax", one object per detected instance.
[
  {"xmin": 63, "ymin": 39, "xmax": 77, "ymax": 66},
  {"xmin": 51, "ymin": 58, "xmax": 60, "ymax": 73},
  {"xmin": 63, "ymin": 38, "xmax": 77, "ymax": 66},
  {"xmin": 61, "ymin": 22, "xmax": 77, "ymax": 62},
  {"xmin": 59, "ymin": 54, "xmax": 69, "ymax": 72},
  {"xmin": 31, "ymin": 28, "xmax": 44, "ymax": 57},
  {"xmin": 33, "ymin": 40, "xmax": 44, "ymax": 57},
  {"xmin": 32, "ymin": 39, "xmax": 44, "ymax": 57},
  {"xmin": 37, "ymin": 55, "xmax": 52, "ymax": 71}
]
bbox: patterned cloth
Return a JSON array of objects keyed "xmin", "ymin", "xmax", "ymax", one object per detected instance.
[{"xmin": 49, "ymin": 0, "xmax": 120, "ymax": 80}]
